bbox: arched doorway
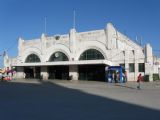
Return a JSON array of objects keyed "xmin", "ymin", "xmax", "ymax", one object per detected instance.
[
  {"xmin": 25, "ymin": 54, "xmax": 41, "ymax": 63},
  {"xmin": 24, "ymin": 54, "xmax": 41, "ymax": 79},
  {"xmin": 78, "ymin": 49, "xmax": 105, "ymax": 81},
  {"xmin": 79, "ymin": 49, "xmax": 105, "ymax": 60},
  {"xmin": 48, "ymin": 51, "xmax": 69, "ymax": 80}
]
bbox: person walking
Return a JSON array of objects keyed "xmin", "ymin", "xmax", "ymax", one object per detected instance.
[{"xmin": 137, "ymin": 73, "xmax": 143, "ymax": 89}]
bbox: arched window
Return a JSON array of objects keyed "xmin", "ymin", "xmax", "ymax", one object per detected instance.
[
  {"xmin": 79, "ymin": 49, "xmax": 104, "ymax": 60},
  {"xmin": 49, "ymin": 51, "xmax": 69, "ymax": 61},
  {"xmin": 25, "ymin": 54, "xmax": 41, "ymax": 63}
]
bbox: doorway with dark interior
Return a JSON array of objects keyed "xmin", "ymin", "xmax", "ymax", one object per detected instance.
[
  {"xmin": 48, "ymin": 66, "xmax": 69, "ymax": 80},
  {"xmin": 24, "ymin": 67, "xmax": 41, "ymax": 79},
  {"xmin": 78, "ymin": 64, "xmax": 105, "ymax": 81}
]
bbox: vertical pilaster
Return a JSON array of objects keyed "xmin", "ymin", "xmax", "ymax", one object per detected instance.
[
  {"xmin": 41, "ymin": 33, "xmax": 47, "ymax": 56},
  {"xmin": 145, "ymin": 44, "xmax": 153, "ymax": 64},
  {"xmin": 16, "ymin": 67, "xmax": 24, "ymax": 79},
  {"xmin": 18, "ymin": 37, "xmax": 24, "ymax": 57},
  {"xmin": 41, "ymin": 66, "xmax": 48, "ymax": 80},
  {"xmin": 105, "ymin": 23, "xmax": 117, "ymax": 50},
  {"xmin": 124, "ymin": 51, "xmax": 129, "ymax": 80},
  {"xmin": 69, "ymin": 65, "xmax": 78, "ymax": 80},
  {"xmin": 69, "ymin": 29, "xmax": 76, "ymax": 53},
  {"xmin": 134, "ymin": 50, "xmax": 138, "ymax": 81},
  {"xmin": 69, "ymin": 29, "xmax": 77, "ymax": 60},
  {"xmin": 145, "ymin": 44, "xmax": 153, "ymax": 81}
]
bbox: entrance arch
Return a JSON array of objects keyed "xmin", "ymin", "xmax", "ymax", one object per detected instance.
[
  {"xmin": 25, "ymin": 54, "xmax": 41, "ymax": 63},
  {"xmin": 78, "ymin": 49, "xmax": 105, "ymax": 81},
  {"xmin": 24, "ymin": 54, "xmax": 41, "ymax": 79},
  {"xmin": 79, "ymin": 49, "xmax": 105, "ymax": 60},
  {"xmin": 49, "ymin": 51, "xmax": 69, "ymax": 61},
  {"xmin": 48, "ymin": 51, "xmax": 69, "ymax": 80}
]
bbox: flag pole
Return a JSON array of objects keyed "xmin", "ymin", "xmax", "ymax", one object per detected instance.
[{"xmin": 73, "ymin": 10, "xmax": 76, "ymax": 29}]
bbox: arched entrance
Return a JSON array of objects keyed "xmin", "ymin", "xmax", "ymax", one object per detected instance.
[
  {"xmin": 78, "ymin": 49, "xmax": 105, "ymax": 81},
  {"xmin": 48, "ymin": 51, "xmax": 69, "ymax": 80},
  {"xmin": 24, "ymin": 54, "xmax": 41, "ymax": 79},
  {"xmin": 24, "ymin": 66, "xmax": 41, "ymax": 79}
]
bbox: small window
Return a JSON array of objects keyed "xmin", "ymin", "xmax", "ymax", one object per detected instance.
[
  {"xmin": 129, "ymin": 63, "xmax": 135, "ymax": 72},
  {"xmin": 138, "ymin": 63, "xmax": 145, "ymax": 72},
  {"xmin": 55, "ymin": 35, "xmax": 60, "ymax": 40}
]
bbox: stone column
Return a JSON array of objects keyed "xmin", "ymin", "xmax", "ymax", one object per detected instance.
[
  {"xmin": 134, "ymin": 50, "xmax": 138, "ymax": 81},
  {"xmin": 41, "ymin": 66, "xmax": 48, "ymax": 80},
  {"xmin": 105, "ymin": 23, "xmax": 117, "ymax": 49},
  {"xmin": 18, "ymin": 37, "xmax": 24, "ymax": 57},
  {"xmin": 124, "ymin": 51, "xmax": 129, "ymax": 80},
  {"xmin": 145, "ymin": 44, "xmax": 153, "ymax": 81},
  {"xmin": 69, "ymin": 29, "xmax": 77, "ymax": 61},
  {"xmin": 41, "ymin": 33, "xmax": 47, "ymax": 55},
  {"xmin": 69, "ymin": 29, "xmax": 76, "ymax": 54},
  {"xmin": 69, "ymin": 65, "xmax": 78, "ymax": 80},
  {"xmin": 16, "ymin": 67, "xmax": 24, "ymax": 79}
]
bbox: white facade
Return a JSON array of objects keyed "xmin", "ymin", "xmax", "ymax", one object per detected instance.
[{"xmin": 5, "ymin": 23, "xmax": 158, "ymax": 81}]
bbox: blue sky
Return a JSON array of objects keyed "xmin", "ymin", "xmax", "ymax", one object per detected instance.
[{"xmin": 0, "ymin": 0, "xmax": 160, "ymax": 67}]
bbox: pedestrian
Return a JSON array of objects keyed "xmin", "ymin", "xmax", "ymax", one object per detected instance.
[
  {"xmin": 137, "ymin": 73, "xmax": 143, "ymax": 89},
  {"xmin": 112, "ymin": 73, "xmax": 115, "ymax": 83},
  {"xmin": 124, "ymin": 71, "xmax": 127, "ymax": 82},
  {"xmin": 116, "ymin": 72, "xmax": 120, "ymax": 83}
]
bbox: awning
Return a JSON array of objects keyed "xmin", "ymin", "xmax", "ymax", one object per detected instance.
[{"xmin": 12, "ymin": 60, "xmax": 115, "ymax": 67}]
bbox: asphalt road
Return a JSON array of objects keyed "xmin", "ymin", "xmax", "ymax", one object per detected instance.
[{"xmin": 0, "ymin": 80, "xmax": 160, "ymax": 120}]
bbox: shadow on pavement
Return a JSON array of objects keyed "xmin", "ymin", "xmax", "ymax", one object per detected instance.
[{"xmin": 0, "ymin": 81, "xmax": 159, "ymax": 120}]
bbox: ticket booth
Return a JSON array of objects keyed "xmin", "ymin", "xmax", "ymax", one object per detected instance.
[{"xmin": 105, "ymin": 66, "xmax": 125, "ymax": 83}]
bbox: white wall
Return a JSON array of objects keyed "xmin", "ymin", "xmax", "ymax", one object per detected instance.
[{"xmin": 9, "ymin": 23, "xmax": 155, "ymax": 81}]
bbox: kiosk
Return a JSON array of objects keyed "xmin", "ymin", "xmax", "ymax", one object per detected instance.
[{"xmin": 105, "ymin": 66, "xmax": 125, "ymax": 83}]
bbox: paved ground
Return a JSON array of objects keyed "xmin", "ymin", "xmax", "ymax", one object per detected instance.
[{"xmin": 0, "ymin": 79, "xmax": 160, "ymax": 120}]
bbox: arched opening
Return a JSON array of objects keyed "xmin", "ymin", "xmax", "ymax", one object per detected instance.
[
  {"xmin": 79, "ymin": 49, "xmax": 105, "ymax": 60},
  {"xmin": 49, "ymin": 51, "xmax": 69, "ymax": 62},
  {"xmin": 78, "ymin": 49, "xmax": 105, "ymax": 81},
  {"xmin": 48, "ymin": 51, "xmax": 69, "ymax": 80},
  {"xmin": 24, "ymin": 54, "xmax": 41, "ymax": 79},
  {"xmin": 25, "ymin": 54, "xmax": 41, "ymax": 63}
]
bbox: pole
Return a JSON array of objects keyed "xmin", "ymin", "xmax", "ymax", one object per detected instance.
[
  {"xmin": 45, "ymin": 16, "xmax": 47, "ymax": 34},
  {"xmin": 73, "ymin": 10, "xmax": 76, "ymax": 29}
]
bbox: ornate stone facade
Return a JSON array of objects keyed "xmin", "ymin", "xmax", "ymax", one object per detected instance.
[{"xmin": 5, "ymin": 23, "xmax": 159, "ymax": 81}]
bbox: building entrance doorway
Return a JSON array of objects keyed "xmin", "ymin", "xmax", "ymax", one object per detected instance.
[
  {"xmin": 24, "ymin": 67, "xmax": 41, "ymax": 79},
  {"xmin": 78, "ymin": 64, "xmax": 105, "ymax": 81},
  {"xmin": 48, "ymin": 66, "xmax": 69, "ymax": 80}
]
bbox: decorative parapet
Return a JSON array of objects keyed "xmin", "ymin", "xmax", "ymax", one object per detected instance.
[
  {"xmin": 77, "ymin": 30, "xmax": 105, "ymax": 42},
  {"xmin": 23, "ymin": 39, "xmax": 41, "ymax": 48},
  {"xmin": 117, "ymin": 31, "xmax": 143, "ymax": 50},
  {"xmin": 10, "ymin": 57, "xmax": 22, "ymax": 66},
  {"xmin": 46, "ymin": 35, "xmax": 69, "ymax": 49}
]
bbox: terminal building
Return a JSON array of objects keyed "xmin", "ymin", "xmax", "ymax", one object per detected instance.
[{"xmin": 4, "ymin": 23, "xmax": 160, "ymax": 81}]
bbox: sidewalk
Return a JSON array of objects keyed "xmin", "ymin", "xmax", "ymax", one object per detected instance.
[{"xmin": 8, "ymin": 78, "xmax": 160, "ymax": 110}]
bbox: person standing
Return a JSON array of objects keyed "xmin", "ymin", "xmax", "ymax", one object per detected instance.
[
  {"xmin": 112, "ymin": 73, "xmax": 115, "ymax": 83},
  {"xmin": 137, "ymin": 73, "xmax": 143, "ymax": 89},
  {"xmin": 124, "ymin": 71, "xmax": 128, "ymax": 82}
]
